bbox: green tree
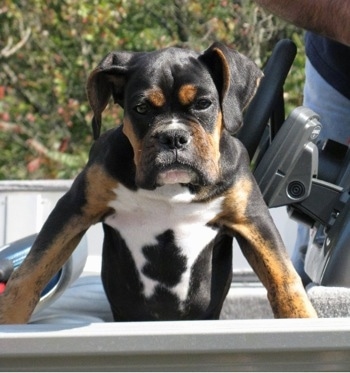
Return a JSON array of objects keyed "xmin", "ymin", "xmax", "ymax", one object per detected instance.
[{"xmin": 0, "ymin": 0, "xmax": 304, "ymax": 179}]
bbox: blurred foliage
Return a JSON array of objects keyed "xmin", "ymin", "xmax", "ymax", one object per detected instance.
[{"xmin": 0, "ymin": 0, "xmax": 305, "ymax": 179}]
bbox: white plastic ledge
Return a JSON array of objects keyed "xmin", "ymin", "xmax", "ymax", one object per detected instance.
[{"xmin": 1, "ymin": 318, "xmax": 350, "ymax": 371}]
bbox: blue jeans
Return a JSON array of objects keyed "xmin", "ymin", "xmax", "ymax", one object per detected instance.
[{"xmin": 292, "ymin": 59, "xmax": 350, "ymax": 285}]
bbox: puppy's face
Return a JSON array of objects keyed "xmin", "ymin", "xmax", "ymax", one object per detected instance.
[
  {"xmin": 122, "ymin": 51, "xmax": 223, "ymax": 189},
  {"xmin": 87, "ymin": 43, "xmax": 263, "ymax": 190}
]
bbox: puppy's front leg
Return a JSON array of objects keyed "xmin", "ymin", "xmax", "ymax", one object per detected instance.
[
  {"xmin": 217, "ymin": 174, "xmax": 317, "ymax": 318},
  {"xmin": 0, "ymin": 165, "xmax": 116, "ymax": 324}
]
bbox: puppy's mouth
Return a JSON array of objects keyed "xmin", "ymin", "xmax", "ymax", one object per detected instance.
[
  {"xmin": 136, "ymin": 147, "xmax": 215, "ymax": 189},
  {"xmin": 137, "ymin": 162, "xmax": 213, "ymax": 190},
  {"xmin": 156, "ymin": 168, "xmax": 196, "ymax": 185}
]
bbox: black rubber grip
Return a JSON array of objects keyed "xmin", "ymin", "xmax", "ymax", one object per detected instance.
[{"xmin": 238, "ymin": 39, "xmax": 297, "ymax": 159}]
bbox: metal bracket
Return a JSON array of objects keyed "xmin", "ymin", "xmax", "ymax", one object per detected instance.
[{"xmin": 254, "ymin": 106, "xmax": 322, "ymax": 208}]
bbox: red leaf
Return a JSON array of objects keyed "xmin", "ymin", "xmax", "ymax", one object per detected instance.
[
  {"xmin": 27, "ymin": 158, "xmax": 42, "ymax": 173},
  {"xmin": 0, "ymin": 86, "xmax": 5, "ymax": 100}
]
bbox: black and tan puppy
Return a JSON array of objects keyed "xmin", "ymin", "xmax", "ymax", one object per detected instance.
[{"xmin": 0, "ymin": 42, "xmax": 317, "ymax": 323}]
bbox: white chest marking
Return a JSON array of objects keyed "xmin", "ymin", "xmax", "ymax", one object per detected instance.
[{"xmin": 104, "ymin": 184, "xmax": 223, "ymax": 302}]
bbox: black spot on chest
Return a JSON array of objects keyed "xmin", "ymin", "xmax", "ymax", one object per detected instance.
[{"xmin": 142, "ymin": 229, "xmax": 187, "ymax": 287}]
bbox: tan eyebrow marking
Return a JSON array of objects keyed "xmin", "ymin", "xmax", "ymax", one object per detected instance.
[
  {"xmin": 145, "ymin": 88, "xmax": 166, "ymax": 107},
  {"xmin": 178, "ymin": 84, "xmax": 197, "ymax": 105}
]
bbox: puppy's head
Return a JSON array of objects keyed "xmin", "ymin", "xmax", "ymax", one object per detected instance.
[{"xmin": 87, "ymin": 42, "xmax": 262, "ymax": 190}]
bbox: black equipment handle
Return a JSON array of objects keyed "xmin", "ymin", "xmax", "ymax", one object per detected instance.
[{"xmin": 238, "ymin": 39, "xmax": 297, "ymax": 159}]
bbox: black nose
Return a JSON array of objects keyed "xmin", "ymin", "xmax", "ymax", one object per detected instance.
[{"xmin": 158, "ymin": 130, "xmax": 191, "ymax": 150}]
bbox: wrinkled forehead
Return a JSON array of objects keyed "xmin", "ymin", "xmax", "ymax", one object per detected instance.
[{"xmin": 125, "ymin": 48, "xmax": 217, "ymax": 100}]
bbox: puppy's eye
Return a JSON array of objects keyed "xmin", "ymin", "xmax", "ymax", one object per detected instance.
[
  {"xmin": 134, "ymin": 102, "xmax": 150, "ymax": 114},
  {"xmin": 195, "ymin": 98, "xmax": 212, "ymax": 110}
]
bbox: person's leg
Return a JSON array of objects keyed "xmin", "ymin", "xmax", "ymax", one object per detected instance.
[
  {"xmin": 303, "ymin": 59, "xmax": 350, "ymax": 146},
  {"xmin": 292, "ymin": 58, "xmax": 350, "ymax": 285}
]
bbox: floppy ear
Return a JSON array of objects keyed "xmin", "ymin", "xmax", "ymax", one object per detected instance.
[
  {"xmin": 199, "ymin": 42, "xmax": 263, "ymax": 135},
  {"xmin": 86, "ymin": 51, "xmax": 136, "ymax": 139}
]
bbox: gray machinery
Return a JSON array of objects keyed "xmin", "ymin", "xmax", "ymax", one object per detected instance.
[{"xmin": 240, "ymin": 39, "xmax": 350, "ymax": 287}]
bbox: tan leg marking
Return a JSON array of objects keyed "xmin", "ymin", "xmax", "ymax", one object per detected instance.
[
  {"xmin": 213, "ymin": 177, "xmax": 317, "ymax": 318},
  {"xmin": 0, "ymin": 166, "xmax": 118, "ymax": 324},
  {"xmin": 1, "ymin": 225, "xmax": 86, "ymax": 323},
  {"xmin": 83, "ymin": 164, "xmax": 118, "ymax": 222}
]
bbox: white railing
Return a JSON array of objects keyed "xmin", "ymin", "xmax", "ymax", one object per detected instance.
[{"xmin": 0, "ymin": 180, "xmax": 104, "ymax": 259}]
